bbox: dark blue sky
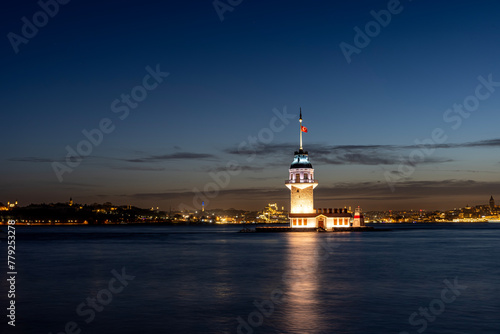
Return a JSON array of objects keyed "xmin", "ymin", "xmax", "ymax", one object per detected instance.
[{"xmin": 2, "ymin": 0, "xmax": 500, "ymax": 211}]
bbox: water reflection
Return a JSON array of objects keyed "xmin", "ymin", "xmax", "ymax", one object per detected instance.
[{"xmin": 279, "ymin": 233, "xmax": 330, "ymax": 333}]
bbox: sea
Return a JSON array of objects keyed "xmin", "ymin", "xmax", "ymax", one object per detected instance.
[{"xmin": 1, "ymin": 223, "xmax": 499, "ymax": 334}]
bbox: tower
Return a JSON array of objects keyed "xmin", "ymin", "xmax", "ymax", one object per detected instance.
[
  {"xmin": 283, "ymin": 108, "xmax": 362, "ymax": 231},
  {"xmin": 286, "ymin": 109, "xmax": 318, "ymax": 227},
  {"xmin": 352, "ymin": 207, "xmax": 365, "ymax": 227},
  {"xmin": 490, "ymin": 196, "xmax": 495, "ymax": 212}
]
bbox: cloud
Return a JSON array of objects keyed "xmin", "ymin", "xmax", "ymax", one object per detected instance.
[
  {"xmin": 122, "ymin": 152, "xmax": 216, "ymax": 163},
  {"xmin": 432, "ymin": 169, "xmax": 500, "ymax": 174},
  {"xmin": 126, "ymin": 179, "xmax": 500, "ymax": 204},
  {"xmin": 111, "ymin": 166, "xmax": 166, "ymax": 171},
  {"xmin": 225, "ymin": 143, "xmax": 293, "ymax": 156},
  {"xmin": 442, "ymin": 138, "xmax": 500, "ymax": 149},
  {"xmin": 127, "ymin": 187, "xmax": 286, "ymax": 202},
  {"xmin": 209, "ymin": 165, "xmax": 265, "ymax": 173},
  {"xmin": 58, "ymin": 181, "xmax": 100, "ymax": 188},
  {"xmin": 9, "ymin": 157, "xmax": 59, "ymax": 163},
  {"xmin": 225, "ymin": 142, "xmax": 454, "ymax": 166},
  {"xmin": 314, "ymin": 179, "xmax": 500, "ymax": 200},
  {"xmin": 224, "ymin": 137, "xmax": 500, "ymax": 167},
  {"xmin": 246, "ymin": 176, "xmax": 282, "ymax": 181},
  {"xmin": 10, "ymin": 155, "xmax": 105, "ymax": 163},
  {"xmin": 313, "ymin": 152, "xmax": 397, "ymax": 165}
]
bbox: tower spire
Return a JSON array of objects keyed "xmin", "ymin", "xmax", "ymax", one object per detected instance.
[{"xmin": 299, "ymin": 107, "xmax": 303, "ymax": 151}]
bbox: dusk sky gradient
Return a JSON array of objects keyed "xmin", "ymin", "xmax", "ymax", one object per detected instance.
[{"xmin": 2, "ymin": 0, "xmax": 500, "ymax": 211}]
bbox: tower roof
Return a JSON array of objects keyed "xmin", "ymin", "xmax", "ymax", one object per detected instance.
[{"xmin": 290, "ymin": 150, "xmax": 312, "ymax": 169}]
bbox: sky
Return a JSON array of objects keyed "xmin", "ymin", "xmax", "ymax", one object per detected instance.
[{"xmin": 1, "ymin": 0, "xmax": 500, "ymax": 211}]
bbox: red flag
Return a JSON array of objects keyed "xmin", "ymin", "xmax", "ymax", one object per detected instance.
[{"xmin": 301, "ymin": 126, "xmax": 308, "ymax": 133}]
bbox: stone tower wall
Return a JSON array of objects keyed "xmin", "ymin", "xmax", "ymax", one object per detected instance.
[{"xmin": 290, "ymin": 185, "xmax": 314, "ymax": 213}]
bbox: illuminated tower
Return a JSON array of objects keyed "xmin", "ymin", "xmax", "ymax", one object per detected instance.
[
  {"xmin": 490, "ymin": 196, "xmax": 495, "ymax": 212},
  {"xmin": 280, "ymin": 109, "xmax": 369, "ymax": 231},
  {"xmin": 286, "ymin": 109, "xmax": 318, "ymax": 227}
]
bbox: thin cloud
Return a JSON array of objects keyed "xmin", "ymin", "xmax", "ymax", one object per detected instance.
[
  {"xmin": 446, "ymin": 138, "xmax": 500, "ymax": 149},
  {"xmin": 225, "ymin": 143, "xmax": 451, "ymax": 166},
  {"xmin": 126, "ymin": 180, "xmax": 500, "ymax": 206},
  {"xmin": 246, "ymin": 176, "xmax": 282, "ymax": 181},
  {"xmin": 128, "ymin": 187, "xmax": 285, "ymax": 201},
  {"xmin": 9, "ymin": 157, "xmax": 59, "ymax": 163},
  {"xmin": 432, "ymin": 169, "xmax": 500, "ymax": 174},
  {"xmin": 10, "ymin": 155, "xmax": 105, "ymax": 163},
  {"xmin": 209, "ymin": 165, "xmax": 265, "ymax": 173},
  {"xmin": 122, "ymin": 152, "xmax": 216, "ymax": 163},
  {"xmin": 315, "ymin": 179, "xmax": 500, "ymax": 200},
  {"xmin": 111, "ymin": 166, "xmax": 166, "ymax": 171},
  {"xmin": 224, "ymin": 137, "xmax": 500, "ymax": 166}
]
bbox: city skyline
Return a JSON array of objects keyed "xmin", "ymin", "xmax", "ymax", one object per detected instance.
[{"xmin": 2, "ymin": 0, "xmax": 500, "ymax": 211}]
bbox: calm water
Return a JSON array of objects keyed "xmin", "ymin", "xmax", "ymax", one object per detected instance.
[{"xmin": 1, "ymin": 223, "xmax": 499, "ymax": 334}]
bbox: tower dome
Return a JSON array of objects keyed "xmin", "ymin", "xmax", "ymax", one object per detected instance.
[{"xmin": 290, "ymin": 149, "xmax": 313, "ymax": 169}]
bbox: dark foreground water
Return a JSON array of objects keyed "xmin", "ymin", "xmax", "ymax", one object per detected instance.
[{"xmin": 1, "ymin": 223, "xmax": 499, "ymax": 334}]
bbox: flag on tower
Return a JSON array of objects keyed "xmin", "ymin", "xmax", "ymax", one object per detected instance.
[{"xmin": 301, "ymin": 126, "xmax": 308, "ymax": 133}]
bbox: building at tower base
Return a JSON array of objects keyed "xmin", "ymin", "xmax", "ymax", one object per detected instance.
[{"xmin": 289, "ymin": 207, "xmax": 353, "ymax": 229}]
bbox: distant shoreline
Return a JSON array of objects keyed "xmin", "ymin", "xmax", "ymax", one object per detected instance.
[{"xmin": 1, "ymin": 221, "xmax": 495, "ymax": 226}]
